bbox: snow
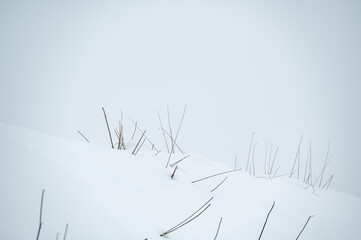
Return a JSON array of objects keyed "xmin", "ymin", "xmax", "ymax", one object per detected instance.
[{"xmin": 1, "ymin": 122, "xmax": 360, "ymax": 239}]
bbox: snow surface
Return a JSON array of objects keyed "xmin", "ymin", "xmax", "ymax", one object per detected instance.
[{"xmin": 1, "ymin": 122, "xmax": 360, "ymax": 239}]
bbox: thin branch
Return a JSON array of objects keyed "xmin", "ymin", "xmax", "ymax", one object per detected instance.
[
  {"xmin": 252, "ymin": 142, "xmax": 258, "ymax": 176},
  {"xmin": 322, "ymin": 175, "xmax": 334, "ymax": 190},
  {"xmin": 171, "ymin": 166, "xmax": 178, "ymax": 179},
  {"xmin": 290, "ymin": 137, "xmax": 303, "ymax": 177},
  {"xmin": 77, "ymin": 130, "xmax": 89, "ymax": 143},
  {"xmin": 211, "ymin": 177, "xmax": 228, "ymax": 192},
  {"xmin": 162, "ymin": 197, "xmax": 213, "ymax": 235},
  {"xmin": 129, "ymin": 118, "xmax": 159, "ymax": 152},
  {"xmin": 167, "ymin": 104, "xmax": 174, "ymax": 154},
  {"xmin": 134, "ymin": 138, "xmax": 146, "ymax": 155},
  {"xmin": 36, "ymin": 189, "xmax": 45, "ymax": 240},
  {"xmin": 234, "ymin": 154, "xmax": 238, "ymax": 170},
  {"xmin": 102, "ymin": 107, "xmax": 114, "ymax": 149},
  {"xmin": 296, "ymin": 215, "xmax": 314, "ymax": 240},
  {"xmin": 192, "ymin": 169, "xmax": 239, "ymax": 184},
  {"xmin": 172, "ymin": 105, "xmax": 187, "ymax": 154},
  {"xmin": 160, "ymin": 199, "xmax": 212, "ymax": 237},
  {"xmin": 132, "ymin": 130, "xmax": 146, "ymax": 155},
  {"xmin": 161, "ymin": 127, "xmax": 184, "ymax": 153},
  {"xmin": 246, "ymin": 132, "xmax": 255, "ymax": 173},
  {"xmin": 157, "ymin": 110, "xmax": 170, "ymax": 153},
  {"xmin": 131, "ymin": 121, "xmax": 137, "ymax": 140},
  {"xmin": 258, "ymin": 201, "xmax": 275, "ymax": 240},
  {"xmin": 170, "ymin": 155, "xmax": 190, "ymax": 168},
  {"xmin": 269, "ymin": 146, "xmax": 279, "ymax": 175},
  {"xmin": 214, "ymin": 217, "xmax": 223, "ymax": 240},
  {"xmin": 63, "ymin": 223, "xmax": 68, "ymax": 240}
]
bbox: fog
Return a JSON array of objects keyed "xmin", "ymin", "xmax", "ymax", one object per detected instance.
[{"xmin": 1, "ymin": 0, "xmax": 360, "ymax": 196}]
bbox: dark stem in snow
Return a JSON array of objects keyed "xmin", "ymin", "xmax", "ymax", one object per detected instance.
[
  {"xmin": 171, "ymin": 166, "xmax": 178, "ymax": 179},
  {"xmin": 132, "ymin": 130, "xmax": 146, "ymax": 155},
  {"xmin": 211, "ymin": 177, "xmax": 228, "ymax": 192},
  {"xmin": 296, "ymin": 215, "xmax": 314, "ymax": 240},
  {"xmin": 36, "ymin": 189, "xmax": 45, "ymax": 240},
  {"xmin": 170, "ymin": 155, "xmax": 190, "ymax": 168},
  {"xmin": 192, "ymin": 169, "xmax": 239, "ymax": 184},
  {"xmin": 214, "ymin": 217, "xmax": 223, "ymax": 240},
  {"xmin": 77, "ymin": 130, "xmax": 90, "ymax": 142},
  {"xmin": 63, "ymin": 223, "xmax": 68, "ymax": 240},
  {"xmin": 102, "ymin": 107, "xmax": 114, "ymax": 149},
  {"xmin": 258, "ymin": 201, "xmax": 275, "ymax": 240},
  {"xmin": 160, "ymin": 201, "xmax": 212, "ymax": 237}
]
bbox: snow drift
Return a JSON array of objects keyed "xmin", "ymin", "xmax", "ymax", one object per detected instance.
[{"xmin": 0, "ymin": 122, "xmax": 360, "ymax": 239}]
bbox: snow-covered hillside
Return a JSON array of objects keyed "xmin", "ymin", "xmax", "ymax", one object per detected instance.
[{"xmin": 1, "ymin": 122, "xmax": 360, "ymax": 239}]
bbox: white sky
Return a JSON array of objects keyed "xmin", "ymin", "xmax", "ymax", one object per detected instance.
[{"xmin": 1, "ymin": 0, "xmax": 360, "ymax": 196}]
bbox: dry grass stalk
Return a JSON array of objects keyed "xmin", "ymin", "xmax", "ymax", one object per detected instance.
[
  {"xmin": 157, "ymin": 110, "xmax": 170, "ymax": 153},
  {"xmin": 171, "ymin": 166, "xmax": 178, "ymax": 179},
  {"xmin": 161, "ymin": 127, "xmax": 184, "ymax": 153},
  {"xmin": 167, "ymin": 104, "xmax": 175, "ymax": 154},
  {"xmin": 63, "ymin": 223, "xmax": 68, "ymax": 240},
  {"xmin": 102, "ymin": 107, "xmax": 114, "ymax": 149},
  {"xmin": 296, "ymin": 215, "xmax": 314, "ymax": 240},
  {"xmin": 213, "ymin": 217, "xmax": 223, "ymax": 240},
  {"xmin": 77, "ymin": 130, "xmax": 90, "ymax": 143},
  {"xmin": 134, "ymin": 138, "xmax": 146, "ymax": 155},
  {"xmin": 211, "ymin": 177, "xmax": 228, "ymax": 192},
  {"xmin": 131, "ymin": 121, "xmax": 137, "ymax": 140},
  {"xmin": 252, "ymin": 142, "xmax": 258, "ymax": 176},
  {"xmin": 160, "ymin": 198, "xmax": 213, "ymax": 237},
  {"xmin": 36, "ymin": 189, "xmax": 45, "ymax": 240},
  {"xmin": 170, "ymin": 155, "xmax": 190, "ymax": 168},
  {"xmin": 271, "ymin": 164, "xmax": 281, "ymax": 180},
  {"xmin": 172, "ymin": 105, "xmax": 187, "ymax": 154},
  {"xmin": 129, "ymin": 118, "xmax": 160, "ymax": 152},
  {"xmin": 322, "ymin": 175, "xmax": 334, "ymax": 189},
  {"xmin": 258, "ymin": 201, "xmax": 275, "ymax": 240},
  {"xmin": 165, "ymin": 133, "xmax": 175, "ymax": 168},
  {"xmin": 132, "ymin": 130, "xmax": 146, "ymax": 155},
  {"xmin": 269, "ymin": 146, "xmax": 279, "ymax": 175},
  {"xmin": 268, "ymin": 143, "xmax": 273, "ymax": 175},
  {"xmin": 290, "ymin": 137, "xmax": 303, "ymax": 177},
  {"xmin": 192, "ymin": 169, "xmax": 239, "ymax": 184},
  {"xmin": 246, "ymin": 132, "xmax": 255, "ymax": 173}
]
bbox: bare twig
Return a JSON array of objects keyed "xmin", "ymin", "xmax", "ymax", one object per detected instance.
[
  {"xmin": 129, "ymin": 118, "xmax": 159, "ymax": 152},
  {"xmin": 172, "ymin": 105, "xmax": 187, "ymax": 154},
  {"xmin": 171, "ymin": 166, "xmax": 178, "ymax": 179},
  {"xmin": 102, "ymin": 107, "xmax": 114, "ymax": 149},
  {"xmin": 131, "ymin": 121, "xmax": 137, "ymax": 140},
  {"xmin": 211, "ymin": 177, "xmax": 228, "ymax": 192},
  {"xmin": 134, "ymin": 138, "xmax": 146, "ymax": 155},
  {"xmin": 77, "ymin": 130, "xmax": 89, "ymax": 143},
  {"xmin": 132, "ymin": 130, "xmax": 146, "ymax": 155},
  {"xmin": 192, "ymin": 169, "xmax": 239, "ymax": 184},
  {"xmin": 63, "ymin": 223, "xmax": 68, "ymax": 240},
  {"xmin": 160, "ymin": 198, "xmax": 213, "ymax": 237},
  {"xmin": 290, "ymin": 137, "xmax": 303, "ymax": 177},
  {"xmin": 214, "ymin": 217, "xmax": 223, "ymax": 240},
  {"xmin": 161, "ymin": 127, "xmax": 184, "ymax": 153},
  {"xmin": 296, "ymin": 215, "xmax": 314, "ymax": 240},
  {"xmin": 252, "ymin": 142, "xmax": 258, "ymax": 176},
  {"xmin": 157, "ymin": 110, "xmax": 170, "ymax": 153},
  {"xmin": 269, "ymin": 146, "xmax": 279, "ymax": 175},
  {"xmin": 36, "ymin": 189, "xmax": 45, "ymax": 240},
  {"xmin": 322, "ymin": 175, "xmax": 334, "ymax": 190},
  {"xmin": 258, "ymin": 201, "xmax": 275, "ymax": 240},
  {"xmin": 170, "ymin": 155, "xmax": 190, "ymax": 168},
  {"xmin": 246, "ymin": 132, "xmax": 255, "ymax": 173},
  {"xmin": 167, "ymin": 104, "xmax": 174, "ymax": 154}
]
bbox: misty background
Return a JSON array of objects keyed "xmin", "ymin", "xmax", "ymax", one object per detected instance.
[{"xmin": 1, "ymin": 0, "xmax": 360, "ymax": 197}]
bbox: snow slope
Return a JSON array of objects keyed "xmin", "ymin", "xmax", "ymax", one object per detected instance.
[{"xmin": 0, "ymin": 122, "xmax": 360, "ymax": 239}]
